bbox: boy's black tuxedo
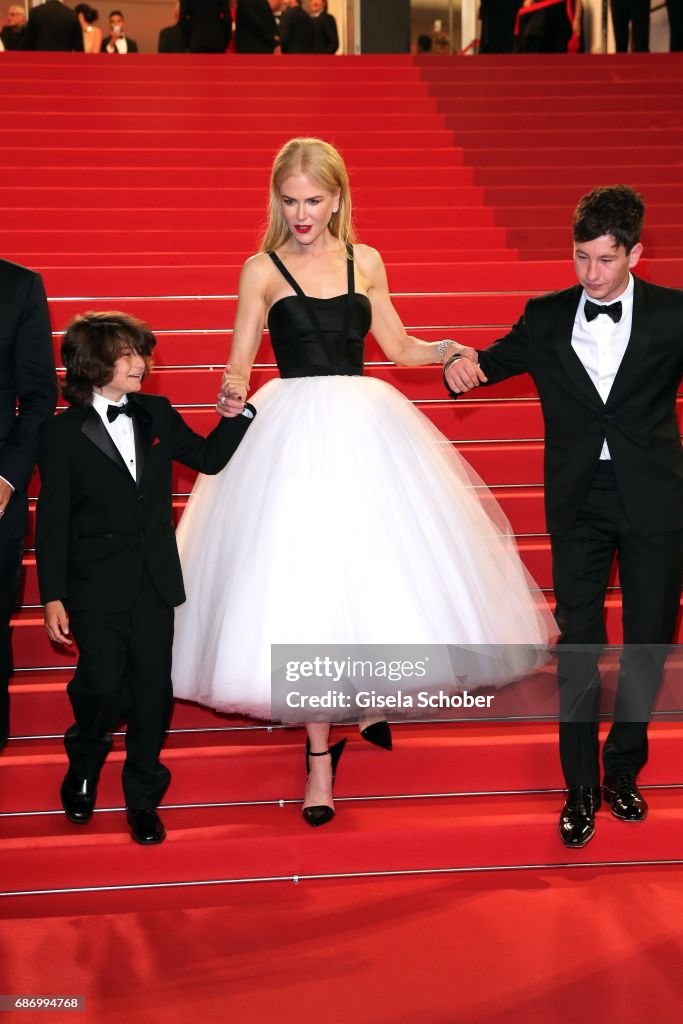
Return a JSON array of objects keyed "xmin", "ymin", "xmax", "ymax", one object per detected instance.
[
  {"xmin": 37, "ymin": 392, "xmax": 252, "ymax": 611},
  {"xmin": 474, "ymin": 276, "xmax": 683, "ymax": 538},
  {"xmin": 448, "ymin": 274, "xmax": 683, "ymax": 787},
  {"xmin": 36, "ymin": 392, "xmax": 253, "ymax": 808}
]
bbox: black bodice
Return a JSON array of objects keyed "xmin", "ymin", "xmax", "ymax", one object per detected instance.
[{"xmin": 266, "ymin": 246, "xmax": 371, "ymax": 378}]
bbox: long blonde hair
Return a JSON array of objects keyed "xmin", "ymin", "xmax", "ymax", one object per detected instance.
[{"xmin": 260, "ymin": 137, "xmax": 356, "ymax": 253}]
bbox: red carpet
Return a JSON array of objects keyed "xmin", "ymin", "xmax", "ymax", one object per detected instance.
[{"xmin": 1, "ymin": 52, "xmax": 682, "ymax": 1023}]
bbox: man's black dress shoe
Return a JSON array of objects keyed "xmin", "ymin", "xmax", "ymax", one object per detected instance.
[
  {"xmin": 127, "ymin": 808, "xmax": 166, "ymax": 845},
  {"xmin": 603, "ymin": 774, "xmax": 648, "ymax": 822},
  {"xmin": 559, "ymin": 786, "xmax": 602, "ymax": 848},
  {"xmin": 60, "ymin": 773, "xmax": 97, "ymax": 824}
]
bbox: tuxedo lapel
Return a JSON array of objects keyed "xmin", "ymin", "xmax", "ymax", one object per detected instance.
[
  {"xmin": 554, "ymin": 287, "xmax": 605, "ymax": 411},
  {"xmin": 605, "ymin": 276, "xmax": 651, "ymax": 409},
  {"xmin": 80, "ymin": 406, "xmax": 129, "ymax": 475}
]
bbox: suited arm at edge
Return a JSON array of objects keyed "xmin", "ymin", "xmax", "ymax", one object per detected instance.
[{"xmin": 444, "ymin": 313, "xmax": 532, "ymax": 398}]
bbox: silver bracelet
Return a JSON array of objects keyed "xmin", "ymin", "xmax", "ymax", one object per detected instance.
[{"xmin": 437, "ymin": 339, "xmax": 463, "ymax": 361}]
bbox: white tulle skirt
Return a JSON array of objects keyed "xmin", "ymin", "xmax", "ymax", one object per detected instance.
[{"xmin": 172, "ymin": 375, "xmax": 556, "ymax": 720}]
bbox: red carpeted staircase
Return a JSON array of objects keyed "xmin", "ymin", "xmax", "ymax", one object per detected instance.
[{"xmin": 1, "ymin": 53, "xmax": 682, "ymax": 1024}]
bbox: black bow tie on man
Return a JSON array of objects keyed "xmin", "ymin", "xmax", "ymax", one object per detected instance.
[
  {"xmin": 107, "ymin": 403, "xmax": 133, "ymax": 423},
  {"xmin": 584, "ymin": 299, "xmax": 622, "ymax": 323}
]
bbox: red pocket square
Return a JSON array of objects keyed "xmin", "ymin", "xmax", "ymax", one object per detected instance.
[{"xmin": 152, "ymin": 436, "xmax": 161, "ymax": 446}]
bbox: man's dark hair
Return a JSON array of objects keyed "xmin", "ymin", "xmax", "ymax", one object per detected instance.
[
  {"xmin": 109, "ymin": 10, "xmax": 124, "ymax": 19},
  {"xmin": 573, "ymin": 185, "xmax": 645, "ymax": 253},
  {"xmin": 61, "ymin": 311, "xmax": 155, "ymax": 406},
  {"xmin": 417, "ymin": 34, "xmax": 432, "ymax": 53}
]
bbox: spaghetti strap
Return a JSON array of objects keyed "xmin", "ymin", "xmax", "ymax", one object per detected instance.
[{"xmin": 267, "ymin": 251, "xmax": 306, "ymax": 299}]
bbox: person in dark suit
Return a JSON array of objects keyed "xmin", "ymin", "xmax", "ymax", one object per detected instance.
[
  {"xmin": 310, "ymin": 0, "xmax": 337, "ymax": 54},
  {"xmin": 235, "ymin": 0, "xmax": 278, "ymax": 53},
  {"xmin": 158, "ymin": 2, "xmax": 187, "ymax": 51},
  {"xmin": 36, "ymin": 312, "xmax": 254, "ymax": 844},
  {"xmin": 24, "ymin": 0, "xmax": 84, "ymax": 51},
  {"xmin": 180, "ymin": 0, "xmax": 231, "ymax": 52},
  {"xmin": 610, "ymin": 0, "xmax": 649, "ymax": 52},
  {"xmin": 444, "ymin": 186, "xmax": 683, "ymax": 849},
  {"xmin": 667, "ymin": 0, "xmax": 683, "ymax": 51},
  {"xmin": 1, "ymin": 5, "xmax": 28, "ymax": 50},
  {"xmin": 102, "ymin": 9, "xmax": 138, "ymax": 51},
  {"xmin": 0, "ymin": 261, "xmax": 56, "ymax": 751},
  {"xmin": 479, "ymin": 0, "xmax": 523, "ymax": 53},
  {"xmin": 279, "ymin": 0, "xmax": 312, "ymax": 52}
]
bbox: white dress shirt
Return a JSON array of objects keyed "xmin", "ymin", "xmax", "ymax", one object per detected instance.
[
  {"xmin": 91, "ymin": 391, "xmax": 137, "ymax": 480},
  {"xmin": 571, "ymin": 274, "xmax": 634, "ymax": 460}
]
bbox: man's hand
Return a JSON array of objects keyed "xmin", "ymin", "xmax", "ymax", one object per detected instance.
[
  {"xmin": 445, "ymin": 356, "xmax": 488, "ymax": 394},
  {"xmin": 0, "ymin": 479, "xmax": 13, "ymax": 520},
  {"xmin": 44, "ymin": 600, "xmax": 73, "ymax": 646}
]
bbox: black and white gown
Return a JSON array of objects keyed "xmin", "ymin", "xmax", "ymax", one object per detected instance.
[{"xmin": 172, "ymin": 248, "xmax": 556, "ymax": 719}]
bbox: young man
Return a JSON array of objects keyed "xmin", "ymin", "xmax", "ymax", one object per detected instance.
[
  {"xmin": 36, "ymin": 312, "xmax": 254, "ymax": 844},
  {"xmin": 102, "ymin": 9, "xmax": 138, "ymax": 51},
  {"xmin": 445, "ymin": 185, "xmax": 683, "ymax": 848}
]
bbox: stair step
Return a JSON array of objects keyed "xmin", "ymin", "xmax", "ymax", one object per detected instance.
[{"xmin": 2, "ymin": 788, "xmax": 682, "ymax": 897}]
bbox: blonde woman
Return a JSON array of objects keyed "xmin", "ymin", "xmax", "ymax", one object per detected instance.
[{"xmin": 172, "ymin": 138, "xmax": 555, "ymax": 826}]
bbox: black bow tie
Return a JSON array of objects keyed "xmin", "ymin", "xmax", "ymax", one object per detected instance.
[
  {"xmin": 107, "ymin": 403, "xmax": 132, "ymax": 423},
  {"xmin": 584, "ymin": 299, "xmax": 622, "ymax": 324}
]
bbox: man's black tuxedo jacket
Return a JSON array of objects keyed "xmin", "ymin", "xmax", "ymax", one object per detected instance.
[
  {"xmin": 312, "ymin": 11, "xmax": 338, "ymax": 53},
  {"xmin": 455, "ymin": 276, "xmax": 683, "ymax": 537},
  {"xmin": 101, "ymin": 34, "xmax": 139, "ymax": 52},
  {"xmin": 25, "ymin": 1, "xmax": 83, "ymax": 51},
  {"xmin": 280, "ymin": 5, "xmax": 313, "ymax": 53},
  {"xmin": 0, "ymin": 260, "xmax": 56, "ymax": 541},
  {"xmin": 158, "ymin": 24, "xmax": 187, "ymax": 52},
  {"xmin": 36, "ymin": 393, "xmax": 252, "ymax": 612},
  {"xmin": 235, "ymin": 0, "xmax": 277, "ymax": 53},
  {"xmin": 180, "ymin": 0, "xmax": 231, "ymax": 52}
]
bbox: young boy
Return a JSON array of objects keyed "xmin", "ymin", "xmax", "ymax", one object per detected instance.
[{"xmin": 36, "ymin": 311, "xmax": 254, "ymax": 844}]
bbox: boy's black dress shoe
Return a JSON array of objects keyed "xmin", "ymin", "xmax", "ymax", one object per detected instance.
[
  {"xmin": 127, "ymin": 808, "xmax": 166, "ymax": 845},
  {"xmin": 60, "ymin": 773, "xmax": 97, "ymax": 824},
  {"xmin": 559, "ymin": 786, "xmax": 602, "ymax": 848},
  {"xmin": 603, "ymin": 774, "xmax": 648, "ymax": 821}
]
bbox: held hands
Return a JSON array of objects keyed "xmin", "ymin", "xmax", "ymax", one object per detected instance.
[
  {"xmin": 444, "ymin": 351, "xmax": 488, "ymax": 394},
  {"xmin": 44, "ymin": 600, "xmax": 73, "ymax": 646},
  {"xmin": 216, "ymin": 363, "xmax": 248, "ymax": 418}
]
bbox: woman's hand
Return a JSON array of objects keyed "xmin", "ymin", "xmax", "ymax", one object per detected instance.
[{"xmin": 220, "ymin": 363, "xmax": 249, "ymax": 402}]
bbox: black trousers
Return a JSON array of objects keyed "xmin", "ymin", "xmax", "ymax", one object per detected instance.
[
  {"xmin": 65, "ymin": 569, "xmax": 174, "ymax": 808},
  {"xmin": 610, "ymin": 0, "xmax": 650, "ymax": 52},
  {"xmin": 667, "ymin": 0, "xmax": 683, "ymax": 51},
  {"xmin": 0, "ymin": 538, "xmax": 24, "ymax": 742},
  {"xmin": 551, "ymin": 462, "xmax": 683, "ymax": 787}
]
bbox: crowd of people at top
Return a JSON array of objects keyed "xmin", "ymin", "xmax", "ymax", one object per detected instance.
[
  {"xmin": 0, "ymin": 0, "xmax": 339, "ymax": 54},
  {"xmin": 2, "ymin": 1, "xmax": 681, "ymax": 55}
]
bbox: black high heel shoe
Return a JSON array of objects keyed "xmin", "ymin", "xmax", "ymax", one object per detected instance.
[
  {"xmin": 303, "ymin": 737, "xmax": 347, "ymax": 828},
  {"xmin": 359, "ymin": 720, "xmax": 393, "ymax": 751}
]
